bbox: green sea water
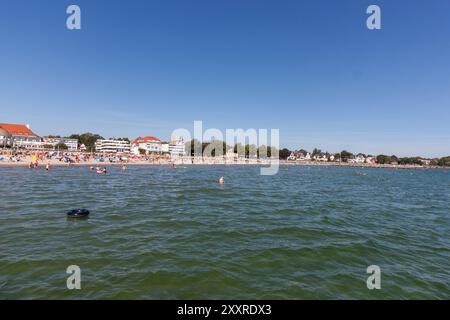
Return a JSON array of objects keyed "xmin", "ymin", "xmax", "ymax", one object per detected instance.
[{"xmin": 0, "ymin": 165, "xmax": 449, "ymax": 299}]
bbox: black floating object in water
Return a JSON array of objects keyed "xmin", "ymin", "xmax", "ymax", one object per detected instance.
[{"xmin": 67, "ymin": 209, "xmax": 90, "ymax": 218}]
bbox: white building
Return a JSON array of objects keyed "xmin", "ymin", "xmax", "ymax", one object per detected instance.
[
  {"xmin": 366, "ymin": 156, "xmax": 376, "ymax": 164},
  {"xmin": 43, "ymin": 137, "xmax": 79, "ymax": 151},
  {"xmin": 287, "ymin": 152, "xmax": 296, "ymax": 161},
  {"xmin": 169, "ymin": 137, "xmax": 186, "ymax": 157},
  {"xmin": 131, "ymin": 136, "xmax": 163, "ymax": 155},
  {"xmin": 13, "ymin": 140, "xmax": 45, "ymax": 150},
  {"xmin": 161, "ymin": 143, "xmax": 169, "ymax": 153},
  {"xmin": 62, "ymin": 138, "xmax": 78, "ymax": 151},
  {"xmin": 0, "ymin": 123, "xmax": 41, "ymax": 149},
  {"xmin": 95, "ymin": 139, "xmax": 130, "ymax": 153},
  {"xmin": 0, "ymin": 128, "xmax": 12, "ymax": 148},
  {"xmin": 354, "ymin": 154, "xmax": 366, "ymax": 163}
]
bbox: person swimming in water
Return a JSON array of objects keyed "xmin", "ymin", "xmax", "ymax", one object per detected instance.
[
  {"xmin": 219, "ymin": 176, "xmax": 225, "ymax": 184},
  {"xmin": 45, "ymin": 163, "xmax": 50, "ymax": 171}
]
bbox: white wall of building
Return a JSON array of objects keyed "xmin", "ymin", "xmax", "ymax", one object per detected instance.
[{"xmin": 95, "ymin": 139, "xmax": 130, "ymax": 153}]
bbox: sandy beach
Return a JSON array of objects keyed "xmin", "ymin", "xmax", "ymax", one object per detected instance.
[{"xmin": 0, "ymin": 154, "xmax": 447, "ymax": 170}]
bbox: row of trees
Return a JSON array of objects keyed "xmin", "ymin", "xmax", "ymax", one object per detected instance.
[
  {"xmin": 437, "ymin": 156, "xmax": 450, "ymax": 167},
  {"xmin": 282, "ymin": 147, "xmax": 450, "ymax": 166},
  {"xmin": 184, "ymin": 139, "xmax": 278, "ymax": 158},
  {"xmin": 183, "ymin": 141, "xmax": 450, "ymax": 166},
  {"xmin": 43, "ymin": 143, "xmax": 69, "ymax": 150}
]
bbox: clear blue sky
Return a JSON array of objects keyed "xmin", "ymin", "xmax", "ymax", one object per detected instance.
[{"xmin": 1, "ymin": 0, "xmax": 449, "ymax": 157}]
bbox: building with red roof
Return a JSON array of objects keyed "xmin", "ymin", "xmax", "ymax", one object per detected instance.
[
  {"xmin": 0, "ymin": 123, "xmax": 41, "ymax": 148},
  {"xmin": 0, "ymin": 123, "xmax": 38, "ymax": 138},
  {"xmin": 132, "ymin": 136, "xmax": 161, "ymax": 144},
  {"xmin": 131, "ymin": 135, "xmax": 166, "ymax": 154}
]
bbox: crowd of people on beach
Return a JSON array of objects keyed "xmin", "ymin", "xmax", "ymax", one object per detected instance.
[
  {"xmin": 1, "ymin": 149, "xmax": 446, "ymax": 170},
  {"xmin": 0, "ymin": 149, "xmax": 272, "ymax": 167},
  {"xmin": 0, "ymin": 150, "xmax": 170, "ymax": 166}
]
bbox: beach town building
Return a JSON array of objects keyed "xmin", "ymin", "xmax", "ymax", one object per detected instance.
[
  {"xmin": 318, "ymin": 153, "xmax": 328, "ymax": 161},
  {"xmin": 168, "ymin": 137, "xmax": 186, "ymax": 158},
  {"xmin": 63, "ymin": 138, "xmax": 79, "ymax": 151},
  {"xmin": 131, "ymin": 136, "xmax": 163, "ymax": 155},
  {"xmin": 293, "ymin": 151, "xmax": 303, "ymax": 160},
  {"xmin": 355, "ymin": 154, "xmax": 366, "ymax": 163},
  {"xmin": 293, "ymin": 151, "xmax": 311, "ymax": 161},
  {"xmin": 43, "ymin": 137, "xmax": 79, "ymax": 151},
  {"xmin": 287, "ymin": 152, "xmax": 296, "ymax": 161},
  {"xmin": 95, "ymin": 139, "xmax": 130, "ymax": 153},
  {"xmin": 0, "ymin": 123, "xmax": 42, "ymax": 149},
  {"xmin": 366, "ymin": 156, "xmax": 376, "ymax": 164},
  {"xmin": 0, "ymin": 127, "xmax": 12, "ymax": 148},
  {"xmin": 161, "ymin": 143, "xmax": 169, "ymax": 153}
]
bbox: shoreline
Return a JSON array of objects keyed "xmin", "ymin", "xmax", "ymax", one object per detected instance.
[{"xmin": 0, "ymin": 159, "xmax": 448, "ymax": 170}]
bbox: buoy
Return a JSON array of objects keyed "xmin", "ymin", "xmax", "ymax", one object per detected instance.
[{"xmin": 67, "ymin": 209, "xmax": 90, "ymax": 218}]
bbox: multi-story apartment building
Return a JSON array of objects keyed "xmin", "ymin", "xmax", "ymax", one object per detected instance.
[
  {"xmin": 169, "ymin": 137, "xmax": 186, "ymax": 157},
  {"xmin": 95, "ymin": 139, "xmax": 130, "ymax": 153}
]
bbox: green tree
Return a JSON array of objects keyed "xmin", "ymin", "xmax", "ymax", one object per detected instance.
[
  {"xmin": 257, "ymin": 145, "xmax": 272, "ymax": 158},
  {"xmin": 114, "ymin": 137, "xmax": 130, "ymax": 142},
  {"xmin": 430, "ymin": 159, "xmax": 439, "ymax": 166},
  {"xmin": 339, "ymin": 150, "xmax": 353, "ymax": 162},
  {"xmin": 376, "ymin": 155, "xmax": 392, "ymax": 164},
  {"xmin": 398, "ymin": 157, "xmax": 423, "ymax": 165},
  {"xmin": 70, "ymin": 133, "xmax": 103, "ymax": 152},
  {"xmin": 279, "ymin": 148, "xmax": 291, "ymax": 160},
  {"xmin": 204, "ymin": 140, "xmax": 229, "ymax": 157},
  {"xmin": 340, "ymin": 150, "xmax": 353, "ymax": 159},
  {"xmin": 69, "ymin": 134, "xmax": 80, "ymax": 141},
  {"xmin": 390, "ymin": 155, "xmax": 399, "ymax": 163},
  {"xmin": 437, "ymin": 156, "xmax": 450, "ymax": 167},
  {"xmin": 185, "ymin": 139, "xmax": 202, "ymax": 156},
  {"xmin": 233, "ymin": 143, "xmax": 245, "ymax": 157},
  {"xmin": 55, "ymin": 143, "xmax": 68, "ymax": 150},
  {"xmin": 312, "ymin": 148, "xmax": 321, "ymax": 157}
]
